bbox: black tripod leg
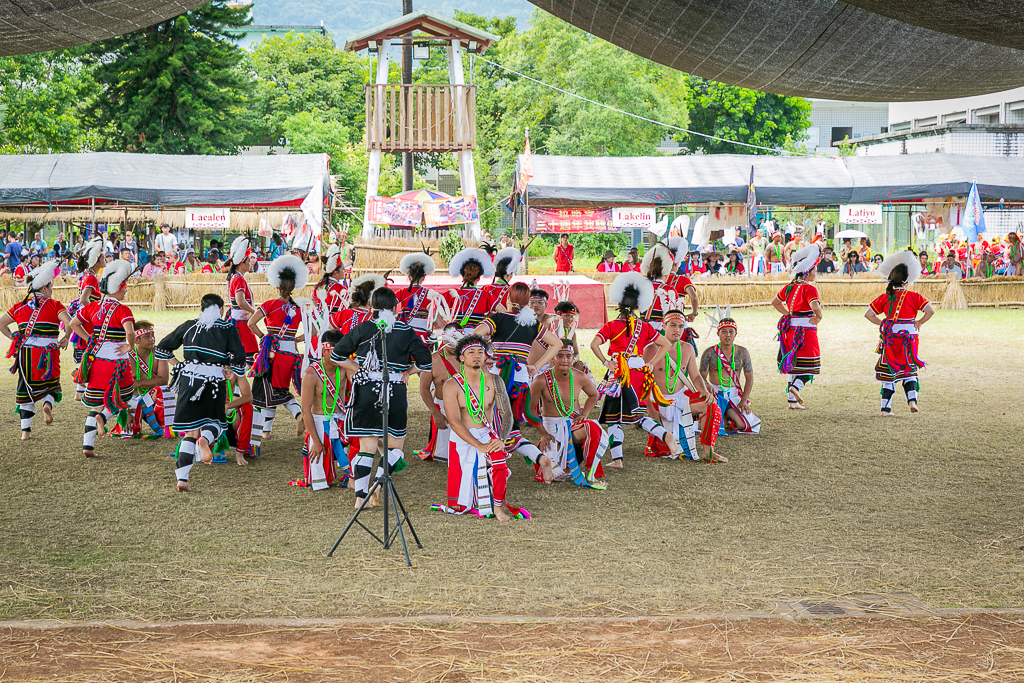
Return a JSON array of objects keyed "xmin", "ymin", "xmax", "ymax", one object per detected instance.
[
  {"xmin": 327, "ymin": 478, "xmax": 382, "ymax": 557},
  {"xmin": 384, "ymin": 482, "xmax": 413, "ymax": 566},
  {"xmin": 388, "ymin": 484, "xmax": 423, "ymax": 549}
]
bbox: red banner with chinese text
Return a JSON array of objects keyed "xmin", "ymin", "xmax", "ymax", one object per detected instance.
[{"xmin": 528, "ymin": 208, "xmax": 616, "ymax": 234}]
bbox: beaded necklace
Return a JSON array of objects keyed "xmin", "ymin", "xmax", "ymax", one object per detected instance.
[
  {"xmin": 461, "ymin": 363, "xmax": 486, "ymax": 425},
  {"xmin": 665, "ymin": 341, "xmax": 683, "ymax": 393},
  {"xmin": 322, "ymin": 364, "xmax": 342, "ymax": 416},
  {"xmin": 716, "ymin": 344, "xmax": 736, "ymax": 388},
  {"xmin": 549, "ymin": 369, "xmax": 575, "ymax": 417}
]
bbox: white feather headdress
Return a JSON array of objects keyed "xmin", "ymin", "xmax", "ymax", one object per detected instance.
[
  {"xmin": 641, "ymin": 244, "xmax": 674, "ymax": 279},
  {"xmin": 325, "ymin": 244, "xmax": 345, "ymax": 274},
  {"xmin": 494, "ymin": 247, "xmax": 522, "ymax": 278},
  {"xmin": 99, "ymin": 259, "xmax": 133, "ymax": 294},
  {"xmin": 399, "ymin": 252, "xmax": 436, "ymax": 278},
  {"xmin": 666, "ymin": 237, "xmax": 689, "ymax": 264},
  {"xmin": 789, "ymin": 243, "xmax": 822, "ymax": 276},
  {"xmin": 265, "ymin": 253, "xmax": 309, "ymax": 291},
  {"xmin": 82, "ymin": 236, "xmax": 104, "ymax": 269},
  {"xmin": 229, "ymin": 236, "xmax": 251, "ymax": 265},
  {"xmin": 703, "ymin": 304, "xmax": 733, "ymax": 337},
  {"xmin": 27, "ymin": 260, "xmax": 59, "ymax": 292},
  {"xmin": 448, "ymin": 247, "xmax": 495, "ymax": 278},
  {"xmin": 878, "ymin": 250, "xmax": 922, "ymax": 287},
  {"xmin": 352, "ymin": 273, "xmax": 385, "ymax": 290},
  {"xmin": 608, "ymin": 271, "xmax": 655, "ymax": 312}
]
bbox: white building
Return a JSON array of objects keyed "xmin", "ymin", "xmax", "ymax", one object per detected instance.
[{"xmin": 804, "ymin": 99, "xmax": 889, "ymax": 155}]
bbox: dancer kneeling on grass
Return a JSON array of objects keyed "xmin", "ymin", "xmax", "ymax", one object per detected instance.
[
  {"xmin": 530, "ymin": 340, "xmax": 608, "ymax": 487},
  {"xmin": 156, "ymin": 294, "xmax": 251, "ymax": 491},
  {"xmin": 439, "ymin": 335, "xmax": 530, "ymax": 521},
  {"xmin": 699, "ymin": 317, "xmax": 761, "ymax": 435},
  {"xmin": 69, "ymin": 260, "xmax": 137, "ymax": 458},
  {"xmin": 113, "ymin": 321, "xmax": 169, "ymax": 438},
  {"xmin": 865, "ymin": 251, "xmax": 934, "ymax": 416},
  {"xmin": 644, "ymin": 310, "xmax": 718, "ymax": 461},
  {"xmin": 773, "ymin": 242, "xmax": 824, "ymax": 409},
  {"xmin": 248, "ymin": 254, "xmax": 306, "ymax": 452},
  {"xmin": 1, "ymin": 260, "xmax": 71, "ymax": 440},
  {"xmin": 298, "ymin": 328, "xmax": 351, "ymax": 491},
  {"xmin": 590, "ymin": 272, "xmax": 675, "ymax": 467},
  {"xmin": 330, "ymin": 287, "xmax": 432, "ymax": 510}
]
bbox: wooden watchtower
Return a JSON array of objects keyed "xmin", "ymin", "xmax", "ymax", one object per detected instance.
[{"xmin": 345, "ymin": 11, "xmax": 498, "ymax": 239}]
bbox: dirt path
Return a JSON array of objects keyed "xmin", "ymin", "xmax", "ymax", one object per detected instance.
[{"xmin": 3, "ymin": 614, "xmax": 1024, "ymax": 682}]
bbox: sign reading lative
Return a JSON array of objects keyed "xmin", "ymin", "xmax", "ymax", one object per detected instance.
[
  {"xmin": 840, "ymin": 204, "xmax": 883, "ymax": 225},
  {"xmin": 529, "ymin": 208, "xmax": 616, "ymax": 234},
  {"xmin": 185, "ymin": 207, "xmax": 231, "ymax": 229},
  {"xmin": 612, "ymin": 206, "xmax": 656, "ymax": 229},
  {"xmin": 367, "ymin": 196, "xmax": 423, "ymax": 228},
  {"xmin": 423, "ymin": 195, "xmax": 479, "ymax": 228}
]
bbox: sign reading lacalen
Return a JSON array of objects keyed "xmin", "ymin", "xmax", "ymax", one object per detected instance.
[
  {"xmin": 839, "ymin": 204, "xmax": 882, "ymax": 225},
  {"xmin": 185, "ymin": 207, "xmax": 231, "ymax": 229},
  {"xmin": 612, "ymin": 206, "xmax": 655, "ymax": 229}
]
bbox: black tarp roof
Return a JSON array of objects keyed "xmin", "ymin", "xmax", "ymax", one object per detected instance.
[
  {"xmin": 0, "ymin": 152, "xmax": 330, "ymax": 206},
  {"xmin": 516, "ymin": 153, "xmax": 1024, "ymax": 206}
]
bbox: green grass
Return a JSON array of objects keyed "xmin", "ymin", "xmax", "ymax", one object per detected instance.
[{"xmin": 1, "ymin": 308, "xmax": 1024, "ymax": 621}]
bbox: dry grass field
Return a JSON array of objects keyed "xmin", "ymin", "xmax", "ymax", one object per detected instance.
[{"xmin": 1, "ymin": 307, "xmax": 1023, "ymax": 630}]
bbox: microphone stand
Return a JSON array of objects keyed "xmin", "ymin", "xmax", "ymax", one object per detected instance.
[{"xmin": 328, "ymin": 315, "xmax": 422, "ymax": 566}]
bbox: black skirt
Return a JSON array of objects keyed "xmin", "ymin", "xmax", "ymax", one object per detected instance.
[
  {"xmin": 345, "ymin": 380, "xmax": 408, "ymax": 438},
  {"xmin": 598, "ymin": 384, "xmax": 644, "ymax": 425},
  {"xmin": 173, "ymin": 372, "xmax": 227, "ymax": 432}
]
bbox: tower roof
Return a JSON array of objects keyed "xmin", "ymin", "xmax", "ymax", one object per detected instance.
[{"xmin": 344, "ymin": 10, "xmax": 499, "ymax": 54}]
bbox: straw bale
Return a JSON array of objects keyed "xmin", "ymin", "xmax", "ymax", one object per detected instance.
[
  {"xmin": 353, "ymin": 236, "xmax": 448, "ymax": 272},
  {"xmin": 940, "ymin": 277, "xmax": 968, "ymax": 310},
  {"xmin": 960, "ymin": 276, "xmax": 1024, "ymax": 306},
  {"xmin": 162, "ymin": 273, "xmax": 315, "ymax": 308}
]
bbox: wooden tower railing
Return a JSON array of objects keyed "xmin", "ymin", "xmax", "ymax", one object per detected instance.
[{"xmin": 365, "ymin": 83, "xmax": 476, "ymax": 153}]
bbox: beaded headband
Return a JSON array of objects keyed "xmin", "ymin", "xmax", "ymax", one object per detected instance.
[
  {"xmin": 662, "ymin": 310, "xmax": 685, "ymax": 323},
  {"xmin": 135, "ymin": 328, "xmax": 155, "ymax": 337},
  {"xmin": 718, "ymin": 319, "xmax": 737, "ymax": 332}
]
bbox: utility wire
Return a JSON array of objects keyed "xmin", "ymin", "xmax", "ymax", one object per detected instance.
[{"xmin": 475, "ymin": 55, "xmax": 813, "ymax": 157}]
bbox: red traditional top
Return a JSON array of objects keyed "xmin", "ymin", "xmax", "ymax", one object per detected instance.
[
  {"xmin": 228, "ymin": 272, "xmax": 253, "ymax": 308},
  {"xmin": 258, "ymin": 299, "xmax": 301, "ymax": 338},
  {"xmin": 869, "ymin": 289, "xmax": 928, "ymax": 320},
  {"xmin": 7, "ymin": 297, "xmax": 66, "ymax": 339},
  {"xmin": 79, "ymin": 270, "xmax": 100, "ymax": 304},
  {"xmin": 330, "ymin": 307, "xmax": 373, "ymax": 335},
  {"xmin": 481, "ymin": 280, "xmax": 514, "ymax": 311},
  {"xmin": 554, "ymin": 244, "xmax": 574, "ymax": 272},
  {"xmin": 776, "ymin": 282, "xmax": 821, "ymax": 314},
  {"xmin": 442, "ymin": 286, "xmax": 497, "ymax": 329},
  {"xmin": 77, "ymin": 297, "xmax": 135, "ymax": 344},
  {"xmin": 315, "ymin": 277, "xmax": 346, "ymax": 314},
  {"xmin": 596, "ymin": 317, "xmax": 659, "ymax": 357}
]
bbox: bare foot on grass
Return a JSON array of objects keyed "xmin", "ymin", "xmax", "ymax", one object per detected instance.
[
  {"xmin": 788, "ymin": 403, "xmax": 806, "ymax": 410},
  {"xmin": 177, "ymin": 481, "xmax": 190, "ymax": 492},
  {"xmin": 21, "ymin": 431, "xmax": 30, "ymax": 441},
  {"xmin": 493, "ymin": 505, "xmax": 511, "ymax": 522},
  {"xmin": 880, "ymin": 411, "xmax": 894, "ymax": 417},
  {"xmin": 43, "ymin": 403, "xmax": 53, "ymax": 425},
  {"xmin": 83, "ymin": 449, "xmax": 95, "ymax": 458},
  {"xmin": 909, "ymin": 401, "xmax": 919, "ymax": 413},
  {"xmin": 369, "ymin": 490, "xmax": 380, "ymax": 508},
  {"xmin": 608, "ymin": 459, "xmax": 623, "ymax": 468},
  {"xmin": 539, "ymin": 456, "xmax": 554, "ymax": 484},
  {"xmin": 95, "ymin": 414, "xmax": 107, "ymax": 438},
  {"xmin": 788, "ymin": 387, "xmax": 803, "ymax": 405},
  {"xmin": 235, "ymin": 451, "xmax": 248, "ymax": 467},
  {"xmin": 198, "ymin": 437, "xmax": 213, "ymax": 465},
  {"xmin": 665, "ymin": 432, "xmax": 681, "ymax": 457}
]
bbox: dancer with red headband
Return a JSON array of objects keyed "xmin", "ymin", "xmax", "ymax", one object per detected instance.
[
  {"xmin": 68, "ymin": 259, "xmax": 137, "ymax": 457},
  {"xmin": 699, "ymin": 316, "xmax": 760, "ymax": 436},
  {"xmin": 865, "ymin": 251, "xmax": 935, "ymax": 416},
  {"xmin": 111, "ymin": 320, "xmax": 169, "ymax": 439},
  {"xmin": 437, "ymin": 334, "xmax": 530, "ymax": 521},
  {"xmin": 773, "ymin": 242, "xmax": 824, "ymax": 409},
  {"xmin": 0, "ymin": 260, "xmax": 72, "ymax": 440},
  {"xmin": 644, "ymin": 310, "xmax": 718, "ymax": 462}
]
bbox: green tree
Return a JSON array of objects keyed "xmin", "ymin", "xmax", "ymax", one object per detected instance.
[
  {"xmin": 244, "ymin": 32, "xmax": 368, "ymax": 146},
  {"xmin": 0, "ymin": 48, "xmax": 100, "ymax": 154},
  {"xmin": 87, "ymin": 1, "xmax": 254, "ymax": 154},
  {"xmin": 683, "ymin": 77, "xmax": 811, "ymax": 154}
]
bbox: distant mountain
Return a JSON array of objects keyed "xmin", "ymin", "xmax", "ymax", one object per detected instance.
[{"xmin": 251, "ymin": 0, "xmax": 535, "ymax": 39}]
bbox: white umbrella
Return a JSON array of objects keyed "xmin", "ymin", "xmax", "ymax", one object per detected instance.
[{"xmin": 834, "ymin": 229, "xmax": 869, "ymax": 239}]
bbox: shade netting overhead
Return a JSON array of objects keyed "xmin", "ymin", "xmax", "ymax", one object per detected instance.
[
  {"xmin": 0, "ymin": 152, "xmax": 330, "ymax": 207},
  {"xmin": 516, "ymin": 153, "xmax": 1024, "ymax": 206}
]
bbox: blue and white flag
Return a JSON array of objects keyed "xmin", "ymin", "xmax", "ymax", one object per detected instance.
[{"xmin": 963, "ymin": 181, "xmax": 986, "ymax": 244}]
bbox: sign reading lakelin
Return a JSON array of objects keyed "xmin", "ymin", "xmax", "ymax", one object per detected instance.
[{"xmin": 962, "ymin": 181, "xmax": 986, "ymax": 244}]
